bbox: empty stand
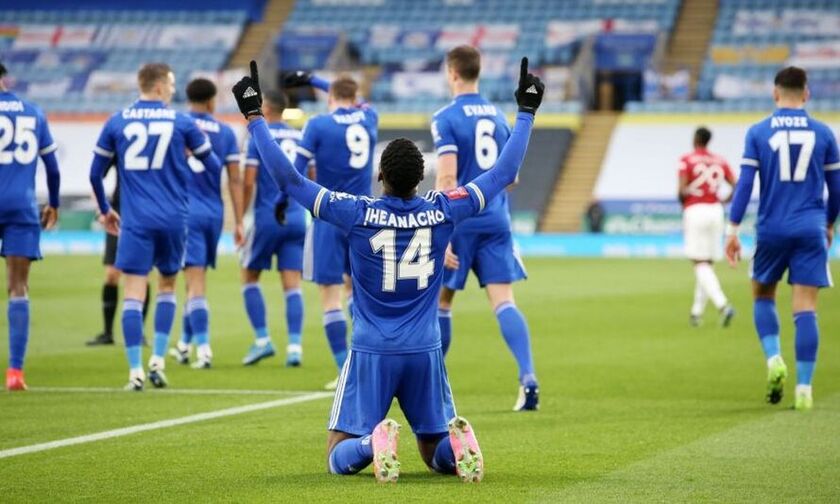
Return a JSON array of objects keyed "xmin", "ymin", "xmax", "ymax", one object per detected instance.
[{"xmin": 541, "ymin": 112, "xmax": 620, "ymax": 232}]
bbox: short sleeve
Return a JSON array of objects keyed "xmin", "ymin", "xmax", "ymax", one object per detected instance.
[
  {"xmin": 245, "ymin": 136, "xmax": 260, "ymax": 168},
  {"xmin": 224, "ymin": 126, "xmax": 240, "ymax": 163},
  {"xmin": 677, "ymin": 157, "xmax": 689, "ymax": 177},
  {"xmin": 181, "ymin": 115, "xmax": 212, "ymax": 156},
  {"xmin": 824, "ymin": 126, "xmax": 840, "ymax": 171},
  {"xmin": 36, "ymin": 110, "xmax": 57, "ymax": 156},
  {"xmin": 94, "ymin": 116, "xmax": 116, "ymax": 159},
  {"xmin": 297, "ymin": 119, "xmax": 318, "ymax": 160},
  {"xmin": 431, "ymin": 114, "xmax": 457, "ymax": 156},
  {"xmin": 312, "ymin": 189, "xmax": 363, "ymax": 233},
  {"xmin": 367, "ymin": 106, "xmax": 379, "ymax": 128},
  {"xmin": 741, "ymin": 126, "xmax": 759, "ymax": 168}
]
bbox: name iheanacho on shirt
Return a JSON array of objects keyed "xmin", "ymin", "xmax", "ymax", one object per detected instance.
[{"xmin": 363, "ymin": 207, "xmax": 446, "ymax": 228}]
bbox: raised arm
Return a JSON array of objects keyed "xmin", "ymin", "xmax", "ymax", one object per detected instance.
[
  {"xmin": 447, "ymin": 58, "xmax": 543, "ymax": 223},
  {"xmin": 245, "ymin": 115, "xmax": 324, "ymax": 213},
  {"xmin": 468, "ymin": 112, "xmax": 534, "ymax": 210},
  {"xmin": 238, "ymin": 63, "xmax": 361, "ymax": 231},
  {"xmin": 281, "ymin": 70, "xmax": 330, "ymax": 93}
]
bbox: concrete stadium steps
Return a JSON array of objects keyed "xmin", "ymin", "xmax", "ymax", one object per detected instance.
[
  {"xmin": 540, "ymin": 111, "xmax": 619, "ymax": 233},
  {"xmin": 228, "ymin": 0, "xmax": 295, "ymax": 69},
  {"xmin": 662, "ymin": 0, "xmax": 719, "ymax": 96}
]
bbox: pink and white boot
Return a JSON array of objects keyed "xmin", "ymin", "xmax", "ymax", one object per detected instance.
[
  {"xmin": 371, "ymin": 418, "xmax": 401, "ymax": 483},
  {"xmin": 448, "ymin": 416, "xmax": 484, "ymax": 482}
]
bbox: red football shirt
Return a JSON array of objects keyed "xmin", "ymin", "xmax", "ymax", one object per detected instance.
[{"xmin": 678, "ymin": 148, "xmax": 733, "ymax": 208}]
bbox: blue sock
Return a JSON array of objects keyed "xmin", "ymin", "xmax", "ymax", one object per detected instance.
[
  {"xmin": 285, "ymin": 288, "xmax": 303, "ymax": 346},
  {"xmin": 754, "ymin": 299, "xmax": 781, "ymax": 359},
  {"xmin": 188, "ymin": 297, "xmax": 209, "ymax": 347},
  {"xmin": 431, "ymin": 435, "xmax": 457, "ymax": 475},
  {"xmin": 495, "ymin": 302, "xmax": 536, "ymax": 384},
  {"xmin": 243, "ymin": 283, "xmax": 268, "ymax": 340},
  {"xmin": 153, "ymin": 293, "xmax": 177, "ymax": 358},
  {"xmin": 8, "ymin": 297, "xmax": 29, "ymax": 370},
  {"xmin": 794, "ymin": 311, "xmax": 819, "ymax": 386},
  {"xmin": 323, "ymin": 309, "xmax": 348, "ymax": 368},
  {"xmin": 328, "ymin": 436, "xmax": 373, "ymax": 475},
  {"xmin": 180, "ymin": 306, "xmax": 193, "ymax": 346},
  {"xmin": 438, "ymin": 308, "xmax": 452, "ymax": 356},
  {"xmin": 122, "ymin": 299, "xmax": 144, "ymax": 370}
]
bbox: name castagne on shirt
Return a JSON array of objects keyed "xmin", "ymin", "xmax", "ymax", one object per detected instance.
[{"xmin": 121, "ymin": 107, "xmax": 176, "ymax": 120}]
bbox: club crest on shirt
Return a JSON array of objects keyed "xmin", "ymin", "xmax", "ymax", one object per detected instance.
[
  {"xmin": 446, "ymin": 187, "xmax": 469, "ymax": 200},
  {"xmin": 330, "ymin": 191, "xmax": 356, "ymax": 203}
]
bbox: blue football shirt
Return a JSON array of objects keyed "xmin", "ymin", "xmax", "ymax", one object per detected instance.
[
  {"xmin": 741, "ymin": 108, "xmax": 840, "ymax": 237},
  {"xmin": 297, "ymin": 105, "xmax": 378, "ymax": 196},
  {"xmin": 0, "ymin": 91, "xmax": 57, "ymax": 225},
  {"xmin": 247, "ymin": 112, "xmax": 534, "ymax": 356},
  {"xmin": 432, "ymin": 93, "xmax": 512, "ymax": 233},
  {"xmin": 93, "ymin": 100, "xmax": 212, "ymax": 230},
  {"xmin": 187, "ymin": 111, "xmax": 239, "ymax": 221},
  {"xmin": 245, "ymin": 121, "xmax": 305, "ymax": 218},
  {"xmin": 311, "ymin": 189, "xmax": 483, "ymax": 354}
]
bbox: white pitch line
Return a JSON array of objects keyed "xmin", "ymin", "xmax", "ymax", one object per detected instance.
[
  {"xmin": 0, "ymin": 391, "xmax": 332, "ymax": 460},
  {"xmin": 29, "ymin": 386, "xmax": 323, "ymax": 396}
]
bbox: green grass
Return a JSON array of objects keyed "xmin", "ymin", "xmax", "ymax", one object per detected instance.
[{"xmin": 2, "ymin": 256, "xmax": 840, "ymax": 503}]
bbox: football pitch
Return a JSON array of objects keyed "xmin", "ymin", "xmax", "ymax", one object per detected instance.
[{"xmin": 2, "ymin": 255, "xmax": 840, "ymax": 502}]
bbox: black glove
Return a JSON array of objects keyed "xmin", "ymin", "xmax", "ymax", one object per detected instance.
[
  {"xmin": 280, "ymin": 70, "xmax": 313, "ymax": 89},
  {"xmin": 514, "ymin": 57, "xmax": 544, "ymax": 115},
  {"xmin": 232, "ymin": 60, "xmax": 264, "ymax": 119},
  {"xmin": 275, "ymin": 198, "xmax": 288, "ymax": 225}
]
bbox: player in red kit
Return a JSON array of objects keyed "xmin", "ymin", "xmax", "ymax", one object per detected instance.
[{"xmin": 678, "ymin": 127, "xmax": 737, "ymax": 327}]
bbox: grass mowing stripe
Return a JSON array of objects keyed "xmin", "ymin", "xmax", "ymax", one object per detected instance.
[
  {"xmin": 0, "ymin": 392, "xmax": 332, "ymax": 460},
  {"xmin": 29, "ymin": 386, "xmax": 324, "ymax": 396},
  {"xmin": 546, "ymin": 393, "xmax": 840, "ymax": 502}
]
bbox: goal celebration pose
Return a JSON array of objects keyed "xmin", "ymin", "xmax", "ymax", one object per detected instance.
[{"xmin": 232, "ymin": 58, "xmax": 543, "ymax": 482}]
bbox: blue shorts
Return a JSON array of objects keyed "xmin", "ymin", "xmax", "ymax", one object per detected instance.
[
  {"xmin": 328, "ymin": 349, "xmax": 456, "ymax": 436},
  {"xmin": 444, "ymin": 229, "xmax": 527, "ymax": 290},
  {"xmin": 115, "ymin": 226, "xmax": 187, "ymax": 277},
  {"xmin": 0, "ymin": 223, "xmax": 41, "ymax": 260},
  {"xmin": 240, "ymin": 212, "xmax": 306, "ymax": 272},
  {"xmin": 304, "ymin": 219, "xmax": 349, "ymax": 285},
  {"xmin": 751, "ymin": 234, "xmax": 832, "ymax": 288},
  {"xmin": 185, "ymin": 217, "xmax": 223, "ymax": 269}
]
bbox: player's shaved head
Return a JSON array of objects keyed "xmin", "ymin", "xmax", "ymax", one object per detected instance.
[
  {"xmin": 137, "ymin": 63, "xmax": 172, "ymax": 93},
  {"xmin": 379, "ymin": 138, "xmax": 425, "ymax": 199},
  {"xmin": 330, "ymin": 75, "xmax": 358, "ymax": 102},
  {"xmin": 447, "ymin": 45, "xmax": 481, "ymax": 82},
  {"xmin": 186, "ymin": 78, "xmax": 216, "ymax": 103},
  {"xmin": 694, "ymin": 127, "xmax": 711, "ymax": 148},
  {"xmin": 774, "ymin": 66, "xmax": 807, "ymax": 94}
]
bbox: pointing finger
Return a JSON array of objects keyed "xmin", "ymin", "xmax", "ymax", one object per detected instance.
[
  {"xmin": 250, "ymin": 60, "xmax": 259, "ymax": 83},
  {"xmin": 520, "ymin": 57, "xmax": 528, "ymax": 82}
]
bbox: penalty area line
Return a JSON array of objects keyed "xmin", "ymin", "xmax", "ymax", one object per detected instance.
[
  {"xmin": 0, "ymin": 391, "xmax": 332, "ymax": 460},
  {"xmin": 29, "ymin": 386, "xmax": 324, "ymax": 396}
]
